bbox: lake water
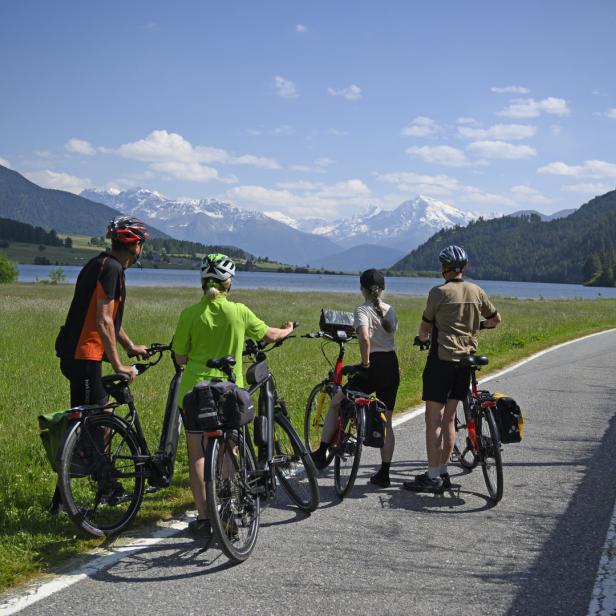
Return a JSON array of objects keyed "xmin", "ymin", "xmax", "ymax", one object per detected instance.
[{"xmin": 15, "ymin": 264, "xmax": 616, "ymax": 300}]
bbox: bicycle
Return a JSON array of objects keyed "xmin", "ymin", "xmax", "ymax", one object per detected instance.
[
  {"xmin": 56, "ymin": 343, "xmax": 184, "ymax": 537},
  {"xmin": 452, "ymin": 355, "xmax": 504, "ymax": 502},
  {"xmin": 201, "ymin": 328, "xmax": 320, "ymax": 563},
  {"xmin": 302, "ymin": 329, "xmax": 357, "ymax": 467}
]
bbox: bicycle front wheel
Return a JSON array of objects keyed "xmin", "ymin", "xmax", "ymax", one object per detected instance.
[
  {"xmin": 333, "ymin": 403, "xmax": 365, "ymax": 499},
  {"xmin": 304, "ymin": 382, "xmax": 335, "ymax": 467},
  {"xmin": 58, "ymin": 413, "xmax": 145, "ymax": 537},
  {"xmin": 453, "ymin": 400, "xmax": 478, "ymax": 470},
  {"xmin": 274, "ymin": 412, "xmax": 320, "ymax": 513},
  {"xmin": 478, "ymin": 409, "xmax": 504, "ymax": 502},
  {"xmin": 205, "ymin": 433, "xmax": 260, "ymax": 563}
]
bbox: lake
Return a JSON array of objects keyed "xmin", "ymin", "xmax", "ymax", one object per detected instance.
[{"xmin": 14, "ymin": 264, "xmax": 616, "ymax": 300}]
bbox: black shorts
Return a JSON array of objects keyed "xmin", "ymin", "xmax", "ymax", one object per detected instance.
[
  {"xmin": 422, "ymin": 357, "xmax": 471, "ymax": 404},
  {"xmin": 346, "ymin": 351, "xmax": 400, "ymax": 411},
  {"xmin": 60, "ymin": 359, "xmax": 108, "ymax": 407}
]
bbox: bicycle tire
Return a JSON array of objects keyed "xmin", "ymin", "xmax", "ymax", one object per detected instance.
[
  {"xmin": 478, "ymin": 409, "xmax": 504, "ymax": 502},
  {"xmin": 58, "ymin": 413, "xmax": 145, "ymax": 537},
  {"xmin": 205, "ymin": 432, "xmax": 260, "ymax": 563},
  {"xmin": 274, "ymin": 412, "xmax": 320, "ymax": 513},
  {"xmin": 304, "ymin": 382, "xmax": 335, "ymax": 466},
  {"xmin": 333, "ymin": 402, "xmax": 365, "ymax": 499},
  {"xmin": 453, "ymin": 399, "xmax": 478, "ymax": 470}
]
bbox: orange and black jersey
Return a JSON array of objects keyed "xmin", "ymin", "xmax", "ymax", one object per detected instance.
[{"xmin": 55, "ymin": 252, "xmax": 126, "ymax": 361}]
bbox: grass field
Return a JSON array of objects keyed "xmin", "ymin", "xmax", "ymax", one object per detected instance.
[{"xmin": 1, "ymin": 282, "xmax": 615, "ymax": 590}]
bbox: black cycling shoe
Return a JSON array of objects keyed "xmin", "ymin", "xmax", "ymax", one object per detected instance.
[
  {"xmin": 99, "ymin": 481, "xmax": 129, "ymax": 505},
  {"xmin": 369, "ymin": 470, "xmax": 391, "ymax": 488},
  {"xmin": 440, "ymin": 472, "xmax": 452, "ymax": 490},
  {"xmin": 310, "ymin": 449, "xmax": 329, "ymax": 470},
  {"xmin": 402, "ymin": 472, "xmax": 444, "ymax": 493},
  {"xmin": 188, "ymin": 518, "xmax": 212, "ymax": 539}
]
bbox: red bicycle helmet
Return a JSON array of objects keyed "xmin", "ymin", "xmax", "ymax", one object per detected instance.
[{"xmin": 106, "ymin": 216, "xmax": 149, "ymax": 244}]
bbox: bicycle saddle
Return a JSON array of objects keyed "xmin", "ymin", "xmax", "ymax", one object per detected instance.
[
  {"xmin": 207, "ymin": 355, "xmax": 237, "ymax": 370},
  {"xmin": 459, "ymin": 355, "xmax": 489, "ymax": 367}
]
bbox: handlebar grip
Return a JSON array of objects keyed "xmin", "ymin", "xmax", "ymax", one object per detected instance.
[{"xmin": 133, "ymin": 363, "xmax": 149, "ymax": 375}]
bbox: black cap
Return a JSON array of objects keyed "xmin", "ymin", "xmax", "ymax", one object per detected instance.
[{"xmin": 360, "ymin": 269, "xmax": 385, "ymax": 290}]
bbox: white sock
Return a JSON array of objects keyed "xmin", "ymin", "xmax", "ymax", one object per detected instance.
[
  {"xmin": 427, "ymin": 466, "xmax": 440, "ymax": 479},
  {"xmin": 439, "ymin": 464, "xmax": 448, "ymax": 475}
]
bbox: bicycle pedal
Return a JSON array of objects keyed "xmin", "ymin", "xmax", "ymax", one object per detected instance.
[{"xmin": 269, "ymin": 454, "xmax": 288, "ymax": 465}]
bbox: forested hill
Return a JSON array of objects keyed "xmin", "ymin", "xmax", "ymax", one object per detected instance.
[
  {"xmin": 392, "ymin": 189, "xmax": 616, "ymax": 286},
  {"xmin": 0, "ymin": 165, "xmax": 169, "ymax": 239}
]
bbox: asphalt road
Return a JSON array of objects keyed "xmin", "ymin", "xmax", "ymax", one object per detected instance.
[{"xmin": 6, "ymin": 330, "xmax": 616, "ymax": 616}]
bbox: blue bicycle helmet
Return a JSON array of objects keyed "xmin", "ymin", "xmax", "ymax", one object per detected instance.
[{"xmin": 439, "ymin": 245, "xmax": 468, "ymax": 272}]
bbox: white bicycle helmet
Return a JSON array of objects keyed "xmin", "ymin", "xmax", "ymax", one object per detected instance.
[{"xmin": 200, "ymin": 253, "xmax": 236, "ymax": 281}]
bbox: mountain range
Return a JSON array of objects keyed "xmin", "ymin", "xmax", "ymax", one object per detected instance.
[
  {"xmin": 393, "ymin": 189, "xmax": 616, "ymax": 286},
  {"xmin": 0, "ymin": 165, "xmax": 169, "ymax": 238}
]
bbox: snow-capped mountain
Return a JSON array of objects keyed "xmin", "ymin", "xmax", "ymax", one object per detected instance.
[
  {"xmin": 314, "ymin": 195, "xmax": 492, "ymax": 251},
  {"xmin": 81, "ymin": 188, "xmax": 340, "ymax": 265}
]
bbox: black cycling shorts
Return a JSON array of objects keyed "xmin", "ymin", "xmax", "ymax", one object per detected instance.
[
  {"xmin": 345, "ymin": 351, "xmax": 400, "ymax": 411},
  {"xmin": 422, "ymin": 357, "xmax": 471, "ymax": 404},
  {"xmin": 60, "ymin": 359, "xmax": 108, "ymax": 407}
]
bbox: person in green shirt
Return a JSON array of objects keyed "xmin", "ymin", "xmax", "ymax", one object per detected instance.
[{"xmin": 172, "ymin": 254, "xmax": 293, "ymax": 537}]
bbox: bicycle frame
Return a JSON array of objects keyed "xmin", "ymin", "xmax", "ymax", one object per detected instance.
[{"xmin": 463, "ymin": 367, "xmax": 496, "ymax": 455}]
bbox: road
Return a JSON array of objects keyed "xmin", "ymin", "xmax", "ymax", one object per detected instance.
[{"xmin": 3, "ymin": 330, "xmax": 616, "ymax": 615}]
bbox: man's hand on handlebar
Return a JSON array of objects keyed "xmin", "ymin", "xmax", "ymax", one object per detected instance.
[
  {"xmin": 413, "ymin": 335, "xmax": 430, "ymax": 351},
  {"xmin": 127, "ymin": 343, "xmax": 150, "ymax": 359}
]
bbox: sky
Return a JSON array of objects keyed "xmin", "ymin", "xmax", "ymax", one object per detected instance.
[{"xmin": 1, "ymin": 0, "xmax": 616, "ymax": 221}]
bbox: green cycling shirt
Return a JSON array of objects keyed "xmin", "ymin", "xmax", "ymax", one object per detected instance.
[{"xmin": 172, "ymin": 294, "xmax": 268, "ymax": 402}]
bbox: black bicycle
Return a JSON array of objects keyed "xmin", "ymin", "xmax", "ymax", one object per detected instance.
[
  {"xmin": 56, "ymin": 343, "xmax": 184, "ymax": 536},
  {"xmin": 202, "ymin": 329, "xmax": 319, "ymax": 563}
]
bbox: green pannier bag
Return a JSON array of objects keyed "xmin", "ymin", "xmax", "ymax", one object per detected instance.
[{"xmin": 38, "ymin": 411, "xmax": 70, "ymax": 473}]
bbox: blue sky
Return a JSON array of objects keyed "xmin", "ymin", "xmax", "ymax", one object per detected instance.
[{"xmin": 1, "ymin": 0, "xmax": 616, "ymax": 220}]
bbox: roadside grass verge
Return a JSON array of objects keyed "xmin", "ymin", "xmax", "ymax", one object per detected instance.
[{"xmin": 1, "ymin": 283, "xmax": 615, "ymax": 590}]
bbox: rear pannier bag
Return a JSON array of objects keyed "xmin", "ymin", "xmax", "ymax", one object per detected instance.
[
  {"xmin": 38, "ymin": 411, "xmax": 70, "ymax": 473},
  {"xmin": 182, "ymin": 380, "xmax": 254, "ymax": 432},
  {"xmin": 319, "ymin": 309, "xmax": 356, "ymax": 336},
  {"xmin": 363, "ymin": 400, "xmax": 387, "ymax": 448},
  {"xmin": 492, "ymin": 394, "xmax": 524, "ymax": 444}
]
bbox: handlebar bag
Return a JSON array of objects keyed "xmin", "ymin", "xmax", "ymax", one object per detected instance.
[
  {"xmin": 319, "ymin": 309, "xmax": 356, "ymax": 336},
  {"xmin": 492, "ymin": 393, "xmax": 524, "ymax": 443},
  {"xmin": 363, "ymin": 399, "xmax": 387, "ymax": 448},
  {"xmin": 182, "ymin": 380, "xmax": 255, "ymax": 432}
]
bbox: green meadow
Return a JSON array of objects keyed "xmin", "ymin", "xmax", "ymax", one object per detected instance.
[{"xmin": 1, "ymin": 282, "xmax": 615, "ymax": 590}]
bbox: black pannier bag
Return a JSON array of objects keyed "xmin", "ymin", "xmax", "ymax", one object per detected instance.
[
  {"xmin": 363, "ymin": 400, "xmax": 387, "ymax": 448},
  {"xmin": 319, "ymin": 309, "xmax": 356, "ymax": 336},
  {"xmin": 492, "ymin": 393, "xmax": 524, "ymax": 444},
  {"xmin": 182, "ymin": 380, "xmax": 254, "ymax": 432}
]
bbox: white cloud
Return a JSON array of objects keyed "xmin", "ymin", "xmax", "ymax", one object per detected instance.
[
  {"xmin": 296, "ymin": 24, "xmax": 308, "ymax": 32},
  {"xmin": 497, "ymin": 97, "xmax": 570, "ymax": 118},
  {"xmin": 327, "ymin": 84, "xmax": 362, "ymax": 101},
  {"xmin": 458, "ymin": 123, "xmax": 536, "ymax": 141},
  {"xmin": 510, "ymin": 184, "xmax": 552, "ymax": 205},
  {"xmin": 64, "ymin": 138, "xmax": 96, "ymax": 156},
  {"xmin": 290, "ymin": 158, "xmax": 336, "ymax": 174},
  {"xmin": 538, "ymin": 160, "xmax": 616, "ymax": 178},
  {"xmin": 327, "ymin": 128, "xmax": 348, "ymax": 136},
  {"xmin": 275, "ymin": 75, "xmax": 298, "ymax": 99},
  {"xmin": 116, "ymin": 130, "xmax": 279, "ymax": 182},
  {"xmin": 0, "ymin": 157, "xmax": 10, "ymax": 168},
  {"xmin": 597, "ymin": 108, "xmax": 616, "ymax": 120},
  {"xmin": 375, "ymin": 171, "xmax": 515, "ymax": 206},
  {"xmin": 467, "ymin": 140, "xmax": 536, "ymax": 160},
  {"xmin": 491, "ymin": 85, "xmax": 530, "ymax": 94},
  {"xmin": 25, "ymin": 169, "xmax": 91, "ymax": 194},
  {"xmin": 401, "ymin": 116, "xmax": 440, "ymax": 137},
  {"xmin": 457, "ymin": 117, "xmax": 479, "ymax": 125},
  {"xmin": 406, "ymin": 145, "xmax": 469, "ymax": 166},
  {"xmin": 562, "ymin": 182, "xmax": 614, "ymax": 194}
]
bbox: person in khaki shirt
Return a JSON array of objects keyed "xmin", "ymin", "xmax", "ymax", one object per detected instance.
[{"xmin": 404, "ymin": 245, "xmax": 501, "ymax": 493}]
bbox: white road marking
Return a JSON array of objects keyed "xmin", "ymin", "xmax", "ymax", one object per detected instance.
[{"xmin": 2, "ymin": 327, "xmax": 615, "ymax": 614}]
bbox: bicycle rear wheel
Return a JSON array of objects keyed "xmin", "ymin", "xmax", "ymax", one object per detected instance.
[
  {"xmin": 58, "ymin": 414, "xmax": 145, "ymax": 537},
  {"xmin": 304, "ymin": 382, "xmax": 335, "ymax": 466},
  {"xmin": 274, "ymin": 412, "xmax": 320, "ymax": 512},
  {"xmin": 453, "ymin": 400, "xmax": 478, "ymax": 470},
  {"xmin": 205, "ymin": 432, "xmax": 260, "ymax": 563},
  {"xmin": 333, "ymin": 402, "xmax": 365, "ymax": 499},
  {"xmin": 478, "ymin": 409, "xmax": 504, "ymax": 502}
]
